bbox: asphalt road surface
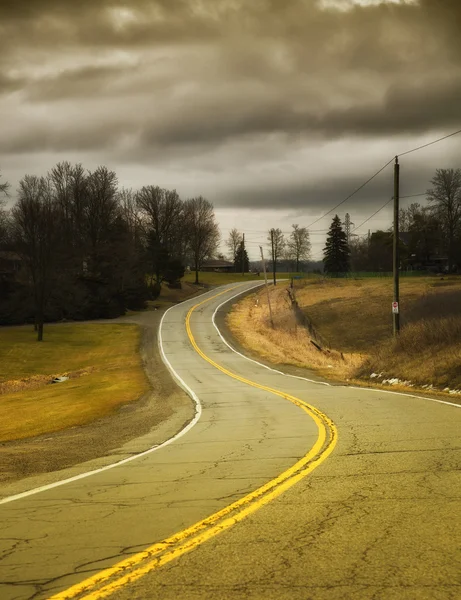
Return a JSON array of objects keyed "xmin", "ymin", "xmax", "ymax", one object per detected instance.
[{"xmin": 0, "ymin": 282, "xmax": 460, "ymax": 600}]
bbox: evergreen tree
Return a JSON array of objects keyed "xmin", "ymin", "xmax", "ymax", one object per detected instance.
[
  {"xmin": 323, "ymin": 215, "xmax": 350, "ymax": 274},
  {"xmin": 234, "ymin": 240, "xmax": 249, "ymax": 273}
]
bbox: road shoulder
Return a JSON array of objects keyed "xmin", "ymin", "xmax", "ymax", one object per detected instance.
[
  {"xmin": 0, "ymin": 309, "xmax": 195, "ymax": 497},
  {"xmin": 214, "ymin": 288, "xmax": 333, "ymax": 385}
]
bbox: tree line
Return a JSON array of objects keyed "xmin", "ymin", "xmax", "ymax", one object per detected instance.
[
  {"xmin": 0, "ymin": 162, "xmax": 219, "ymax": 339},
  {"xmin": 226, "ymin": 225, "xmax": 312, "ymax": 279},
  {"xmin": 323, "ymin": 168, "xmax": 461, "ymax": 274}
]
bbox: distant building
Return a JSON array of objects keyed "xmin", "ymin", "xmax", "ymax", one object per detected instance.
[
  {"xmin": 399, "ymin": 232, "xmax": 448, "ymax": 272},
  {"xmin": 200, "ymin": 259, "xmax": 234, "ymax": 273},
  {"xmin": 0, "ymin": 251, "xmax": 22, "ymax": 280}
]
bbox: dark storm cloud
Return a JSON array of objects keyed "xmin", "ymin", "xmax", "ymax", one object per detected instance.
[
  {"xmin": 1, "ymin": 0, "xmax": 460, "ymax": 215},
  {"xmin": 1, "ymin": 0, "xmax": 459, "ymax": 149},
  {"xmin": 0, "ymin": 73, "xmax": 25, "ymax": 95},
  {"xmin": 140, "ymin": 74, "xmax": 461, "ymax": 148},
  {"xmin": 218, "ymin": 164, "xmax": 430, "ymax": 212},
  {"xmin": 321, "ymin": 75, "xmax": 461, "ymax": 137},
  {"xmin": 0, "ymin": 120, "xmax": 133, "ymax": 154},
  {"xmin": 25, "ymin": 65, "xmax": 135, "ymax": 102}
]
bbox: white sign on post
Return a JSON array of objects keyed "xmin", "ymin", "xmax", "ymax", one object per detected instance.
[{"xmin": 392, "ymin": 301, "xmax": 399, "ymax": 314}]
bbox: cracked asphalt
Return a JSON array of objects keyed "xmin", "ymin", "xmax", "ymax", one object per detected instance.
[{"xmin": 1, "ymin": 282, "xmax": 460, "ymax": 600}]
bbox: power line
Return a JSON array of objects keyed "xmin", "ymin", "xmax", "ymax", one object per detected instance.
[
  {"xmin": 397, "ymin": 127, "xmax": 461, "ymax": 158},
  {"xmin": 352, "ymin": 197, "xmax": 393, "ymax": 232},
  {"xmin": 220, "ymin": 227, "xmax": 328, "ymax": 234},
  {"xmin": 400, "ymin": 192, "xmax": 426, "ymax": 199},
  {"xmin": 222, "ymin": 127, "xmax": 461, "ymax": 251},
  {"xmin": 305, "ymin": 157, "xmax": 395, "ymax": 229},
  {"xmin": 295, "ymin": 128, "xmax": 461, "ymax": 231}
]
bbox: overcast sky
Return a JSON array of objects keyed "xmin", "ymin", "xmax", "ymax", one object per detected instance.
[{"xmin": 1, "ymin": 0, "xmax": 460, "ymax": 260}]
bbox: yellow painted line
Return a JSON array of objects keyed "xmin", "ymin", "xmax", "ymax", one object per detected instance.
[{"xmin": 48, "ymin": 284, "xmax": 337, "ymax": 600}]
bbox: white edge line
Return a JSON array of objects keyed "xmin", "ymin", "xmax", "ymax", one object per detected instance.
[
  {"xmin": 0, "ymin": 288, "xmax": 221, "ymax": 506},
  {"xmin": 212, "ymin": 286, "xmax": 461, "ymax": 410},
  {"xmin": 4, "ymin": 279, "xmax": 458, "ymax": 506},
  {"xmin": 212, "ymin": 285, "xmax": 331, "ymax": 387}
]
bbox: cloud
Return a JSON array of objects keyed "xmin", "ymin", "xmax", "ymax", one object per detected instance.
[{"xmin": 0, "ymin": 0, "xmax": 460, "ymax": 226}]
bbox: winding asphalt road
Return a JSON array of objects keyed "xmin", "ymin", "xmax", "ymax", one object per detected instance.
[{"xmin": 0, "ymin": 282, "xmax": 460, "ymax": 600}]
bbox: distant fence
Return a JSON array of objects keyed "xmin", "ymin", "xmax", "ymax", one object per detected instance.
[
  {"xmin": 287, "ymin": 271, "xmax": 436, "ymax": 280},
  {"xmin": 326, "ymin": 271, "xmax": 429, "ymax": 279}
]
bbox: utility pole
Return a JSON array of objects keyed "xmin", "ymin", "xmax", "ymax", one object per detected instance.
[
  {"xmin": 241, "ymin": 233, "xmax": 245, "ymax": 276},
  {"xmin": 344, "ymin": 213, "xmax": 354, "ymax": 245},
  {"xmin": 393, "ymin": 156, "xmax": 400, "ymax": 336},
  {"xmin": 270, "ymin": 229, "xmax": 276, "ymax": 286},
  {"xmin": 260, "ymin": 246, "xmax": 274, "ymax": 328}
]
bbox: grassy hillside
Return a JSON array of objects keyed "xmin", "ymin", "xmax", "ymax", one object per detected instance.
[
  {"xmin": 0, "ymin": 323, "xmax": 149, "ymax": 442},
  {"xmin": 227, "ymin": 276, "xmax": 461, "ymax": 393},
  {"xmin": 182, "ymin": 271, "xmax": 296, "ymax": 286}
]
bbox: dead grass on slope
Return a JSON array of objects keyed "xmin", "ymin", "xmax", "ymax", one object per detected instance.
[
  {"xmin": 227, "ymin": 286, "xmax": 361, "ymax": 380},
  {"xmin": 357, "ymin": 315, "xmax": 461, "ymax": 389},
  {"xmin": 227, "ymin": 277, "xmax": 461, "ymax": 392}
]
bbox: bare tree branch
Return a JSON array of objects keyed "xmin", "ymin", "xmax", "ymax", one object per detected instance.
[
  {"xmin": 268, "ymin": 228, "xmax": 285, "ymax": 285},
  {"xmin": 226, "ymin": 228, "xmax": 242, "ymax": 266},
  {"xmin": 427, "ymin": 168, "xmax": 461, "ymax": 272},
  {"xmin": 184, "ymin": 196, "xmax": 220, "ymax": 284},
  {"xmin": 286, "ymin": 224, "xmax": 311, "ymax": 271}
]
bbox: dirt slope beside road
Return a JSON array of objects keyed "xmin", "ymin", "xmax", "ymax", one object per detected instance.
[{"xmin": 227, "ymin": 276, "xmax": 461, "ymax": 398}]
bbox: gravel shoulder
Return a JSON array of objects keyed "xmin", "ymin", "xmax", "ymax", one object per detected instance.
[{"xmin": 0, "ymin": 308, "xmax": 195, "ymax": 493}]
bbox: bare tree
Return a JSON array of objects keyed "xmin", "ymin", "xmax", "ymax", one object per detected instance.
[
  {"xmin": 136, "ymin": 186, "xmax": 184, "ymax": 288},
  {"xmin": 136, "ymin": 186, "xmax": 183, "ymax": 246},
  {"xmin": 226, "ymin": 228, "xmax": 242, "ymax": 269},
  {"xmin": 84, "ymin": 166, "xmax": 119, "ymax": 275},
  {"xmin": 399, "ymin": 202, "xmax": 422, "ymax": 232},
  {"xmin": 268, "ymin": 228, "xmax": 285, "ymax": 285},
  {"xmin": 0, "ymin": 172, "xmax": 10, "ymax": 246},
  {"xmin": 12, "ymin": 175, "xmax": 63, "ymax": 341},
  {"xmin": 286, "ymin": 224, "xmax": 311, "ymax": 272},
  {"xmin": 184, "ymin": 196, "xmax": 220, "ymax": 284},
  {"xmin": 427, "ymin": 168, "xmax": 461, "ymax": 272},
  {"xmin": 0, "ymin": 170, "xmax": 9, "ymax": 196},
  {"xmin": 0, "ymin": 202, "xmax": 8, "ymax": 246},
  {"xmin": 48, "ymin": 162, "xmax": 90, "ymax": 275},
  {"xmin": 117, "ymin": 187, "xmax": 145, "ymax": 249}
]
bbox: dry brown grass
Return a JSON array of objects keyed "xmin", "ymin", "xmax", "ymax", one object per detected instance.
[
  {"xmin": 227, "ymin": 277, "xmax": 461, "ymax": 392},
  {"xmin": 227, "ymin": 287, "xmax": 361, "ymax": 381},
  {"xmin": 357, "ymin": 316, "xmax": 461, "ymax": 389}
]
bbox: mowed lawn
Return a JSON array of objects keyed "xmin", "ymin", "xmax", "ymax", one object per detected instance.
[
  {"xmin": 182, "ymin": 271, "xmax": 298, "ymax": 286},
  {"xmin": 0, "ymin": 324, "xmax": 149, "ymax": 443}
]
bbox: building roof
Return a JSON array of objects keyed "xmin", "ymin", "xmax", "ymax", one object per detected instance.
[
  {"xmin": 0, "ymin": 251, "xmax": 22, "ymax": 261},
  {"xmin": 201, "ymin": 259, "xmax": 234, "ymax": 268}
]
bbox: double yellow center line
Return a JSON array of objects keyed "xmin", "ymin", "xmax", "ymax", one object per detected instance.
[{"xmin": 48, "ymin": 286, "xmax": 337, "ymax": 600}]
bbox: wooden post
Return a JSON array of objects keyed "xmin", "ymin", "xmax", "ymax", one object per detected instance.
[
  {"xmin": 260, "ymin": 246, "xmax": 274, "ymax": 328},
  {"xmin": 393, "ymin": 156, "xmax": 400, "ymax": 336}
]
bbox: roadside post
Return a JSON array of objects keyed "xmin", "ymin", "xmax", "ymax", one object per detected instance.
[
  {"xmin": 393, "ymin": 156, "xmax": 400, "ymax": 336},
  {"xmin": 260, "ymin": 246, "xmax": 274, "ymax": 329}
]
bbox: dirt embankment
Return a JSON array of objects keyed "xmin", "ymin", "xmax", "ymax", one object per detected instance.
[{"xmin": 226, "ymin": 277, "xmax": 461, "ymax": 399}]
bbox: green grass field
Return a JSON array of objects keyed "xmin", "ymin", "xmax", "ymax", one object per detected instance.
[
  {"xmin": 182, "ymin": 271, "xmax": 299, "ymax": 286},
  {"xmin": 0, "ymin": 323, "xmax": 149, "ymax": 442}
]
